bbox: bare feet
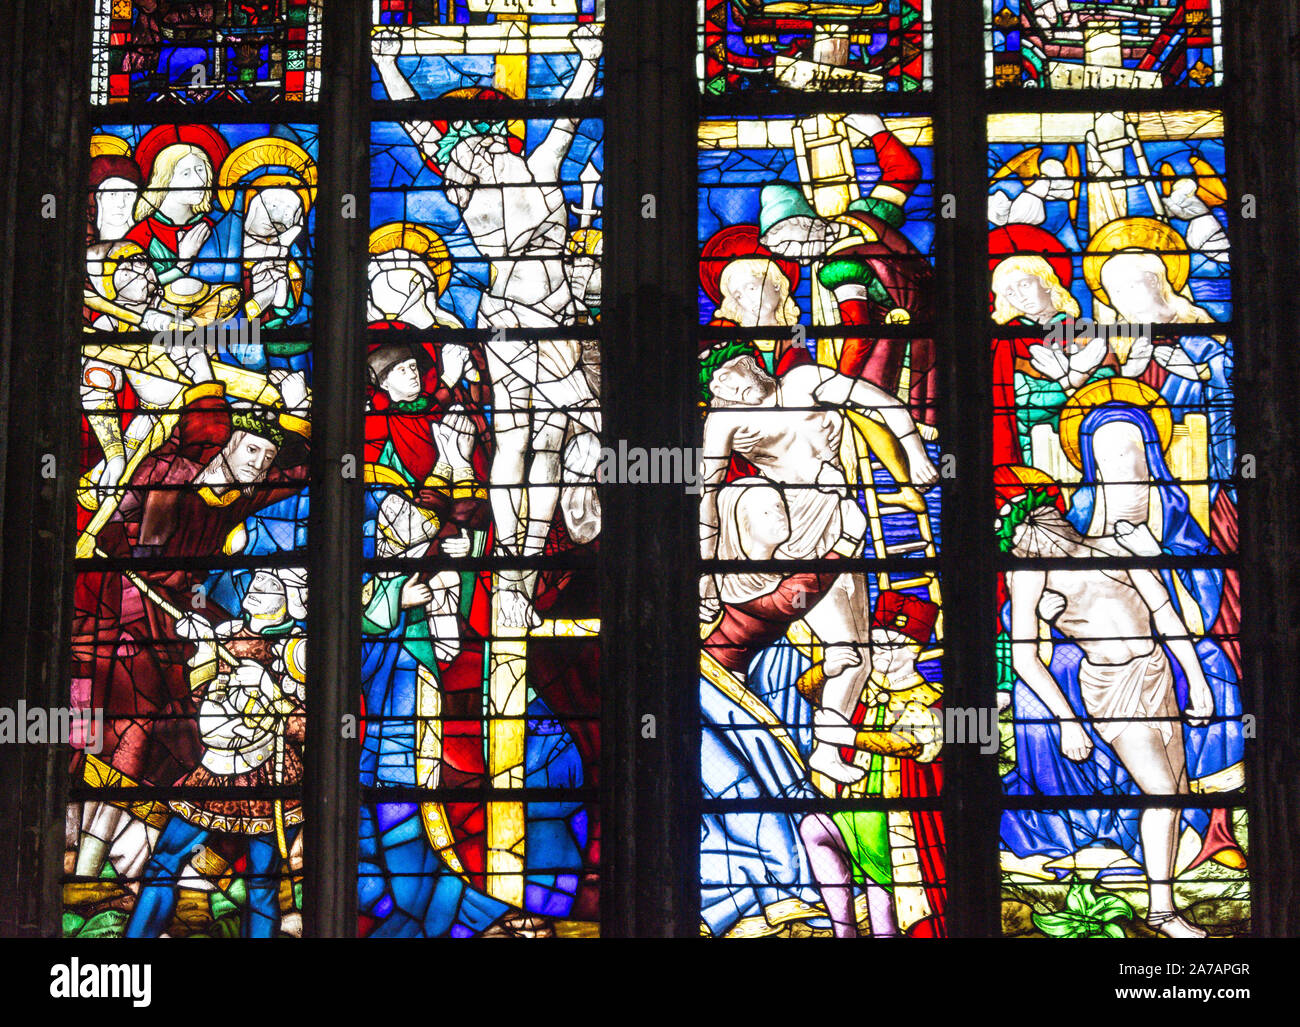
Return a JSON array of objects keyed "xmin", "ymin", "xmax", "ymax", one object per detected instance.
[
  {"xmin": 814, "ymin": 708, "xmax": 858, "ymax": 747},
  {"xmin": 497, "ymin": 587, "xmax": 542, "ymax": 629},
  {"xmin": 1147, "ymin": 910, "xmax": 1208, "ymax": 938},
  {"xmin": 808, "ymin": 741, "xmax": 865, "ymax": 785}
]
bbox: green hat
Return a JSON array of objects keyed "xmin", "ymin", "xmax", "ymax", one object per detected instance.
[
  {"xmin": 848, "ymin": 194, "xmax": 907, "ymax": 230},
  {"xmin": 758, "ymin": 182, "xmax": 819, "ymax": 238},
  {"xmin": 818, "ymin": 256, "xmax": 891, "ymax": 304}
]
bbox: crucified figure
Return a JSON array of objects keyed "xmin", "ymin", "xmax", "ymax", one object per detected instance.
[
  {"xmin": 1004, "ymin": 495, "xmax": 1214, "ymax": 938},
  {"xmin": 372, "ymin": 24, "xmax": 603, "ymax": 628},
  {"xmin": 699, "ymin": 353, "xmax": 939, "ymax": 784}
]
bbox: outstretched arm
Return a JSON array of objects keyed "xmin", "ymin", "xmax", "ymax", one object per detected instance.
[
  {"xmin": 371, "ymin": 29, "xmax": 446, "ymax": 161},
  {"xmin": 813, "ymin": 368, "xmax": 938, "ymax": 486},
  {"xmin": 527, "ymin": 24, "xmax": 602, "ymax": 182}
]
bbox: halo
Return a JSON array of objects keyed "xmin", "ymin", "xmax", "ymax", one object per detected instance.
[
  {"xmin": 217, "ymin": 138, "xmax": 317, "ymax": 213},
  {"xmin": 1082, "ymin": 216, "xmax": 1189, "ymax": 308},
  {"xmin": 90, "ymin": 134, "xmax": 132, "ymax": 160},
  {"xmin": 368, "ymin": 222, "xmax": 453, "ymax": 297},
  {"xmin": 988, "ymin": 223, "xmax": 1073, "ymax": 324},
  {"xmin": 135, "ymin": 124, "xmax": 231, "ymax": 183},
  {"xmin": 1058, "ymin": 376, "xmax": 1172, "ymax": 470},
  {"xmin": 98, "ymin": 241, "xmax": 148, "ymax": 302},
  {"xmin": 699, "ymin": 224, "xmax": 800, "ymax": 306}
]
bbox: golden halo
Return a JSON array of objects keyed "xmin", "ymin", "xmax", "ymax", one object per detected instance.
[
  {"xmin": 1082, "ymin": 216, "xmax": 1189, "ymax": 308},
  {"xmin": 90, "ymin": 134, "xmax": 132, "ymax": 160},
  {"xmin": 243, "ymin": 173, "xmax": 315, "ymax": 216},
  {"xmin": 217, "ymin": 138, "xmax": 317, "ymax": 213},
  {"xmin": 98, "ymin": 241, "xmax": 148, "ymax": 302},
  {"xmin": 368, "ymin": 222, "xmax": 452, "ymax": 297},
  {"xmin": 1058, "ymin": 376, "xmax": 1172, "ymax": 470}
]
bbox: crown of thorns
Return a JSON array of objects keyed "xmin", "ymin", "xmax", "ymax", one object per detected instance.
[
  {"xmin": 698, "ymin": 341, "xmax": 757, "ymax": 403},
  {"xmin": 994, "ymin": 486, "xmax": 1060, "ymax": 554},
  {"xmin": 434, "ymin": 120, "xmax": 511, "ymax": 170},
  {"xmin": 231, "ymin": 410, "xmax": 285, "ymax": 448}
]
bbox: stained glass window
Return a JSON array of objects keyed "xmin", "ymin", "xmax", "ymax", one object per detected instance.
[
  {"xmin": 92, "ymin": 0, "xmax": 324, "ymax": 105},
  {"xmin": 25, "ymin": 0, "xmax": 1273, "ymax": 946},
  {"xmin": 372, "ymin": 0, "xmax": 604, "ymax": 101},
  {"xmin": 697, "ymin": 106, "xmax": 947, "ymax": 936},
  {"xmin": 67, "ymin": 12, "xmax": 317, "ymax": 937},
  {"xmin": 359, "ymin": 5, "xmax": 603, "ymax": 936},
  {"xmin": 985, "ymin": 0, "xmax": 1223, "ymax": 89},
  {"xmin": 700, "ymin": 0, "xmax": 932, "ymax": 95},
  {"xmin": 987, "ymin": 43, "xmax": 1246, "ymax": 935}
]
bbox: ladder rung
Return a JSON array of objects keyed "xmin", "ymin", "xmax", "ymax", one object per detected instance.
[
  {"xmin": 884, "ymin": 575, "xmax": 936, "ymax": 590},
  {"xmin": 884, "ymin": 540, "xmax": 930, "ymax": 555}
]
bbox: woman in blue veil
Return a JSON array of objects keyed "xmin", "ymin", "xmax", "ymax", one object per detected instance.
[
  {"xmin": 1067, "ymin": 401, "xmax": 1222, "ymax": 629},
  {"xmin": 1001, "ymin": 399, "xmax": 1245, "ymax": 878}
]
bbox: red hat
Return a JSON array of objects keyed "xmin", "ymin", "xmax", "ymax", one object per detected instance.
[
  {"xmin": 89, "ymin": 154, "xmax": 143, "ymax": 191},
  {"xmin": 699, "ymin": 224, "xmax": 800, "ymax": 305},
  {"xmin": 872, "ymin": 591, "xmax": 939, "ymax": 645}
]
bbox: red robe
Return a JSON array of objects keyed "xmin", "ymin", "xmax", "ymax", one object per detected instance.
[
  {"xmin": 124, "ymin": 212, "xmax": 215, "ymax": 282},
  {"xmin": 364, "ymin": 327, "xmax": 492, "ymax": 533},
  {"xmin": 832, "ymin": 129, "xmax": 937, "ymax": 426},
  {"xmin": 704, "ymin": 563, "xmax": 843, "ymax": 672},
  {"xmin": 72, "ymin": 382, "xmax": 310, "ymax": 786}
]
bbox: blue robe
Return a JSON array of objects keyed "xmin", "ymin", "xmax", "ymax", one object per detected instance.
[
  {"xmin": 1001, "ymin": 631, "xmax": 1242, "ymax": 876},
  {"xmin": 700, "ymin": 641, "xmax": 828, "ymax": 937},
  {"xmin": 358, "ymin": 564, "xmax": 587, "ymax": 935},
  {"xmin": 1156, "ymin": 333, "xmax": 1235, "ymax": 501},
  {"xmin": 1066, "ymin": 402, "xmax": 1226, "ymax": 631},
  {"xmin": 1005, "ymin": 402, "xmax": 1242, "ymax": 872}
]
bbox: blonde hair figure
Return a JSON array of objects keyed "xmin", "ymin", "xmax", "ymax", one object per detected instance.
[
  {"xmin": 134, "ymin": 143, "xmax": 215, "ymax": 222},
  {"xmin": 1098, "ymin": 250, "xmax": 1213, "ymax": 325},
  {"xmin": 991, "ymin": 254, "xmax": 1081, "ymax": 325},
  {"xmin": 715, "ymin": 258, "xmax": 802, "ymax": 328}
]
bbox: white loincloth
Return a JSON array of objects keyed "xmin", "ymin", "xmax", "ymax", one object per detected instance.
[
  {"xmin": 777, "ymin": 484, "xmax": 846, "ymax": 560},
  {"xmin": 1078, "ymin": 645, "xmax": 1179, "ymax": 745}
]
